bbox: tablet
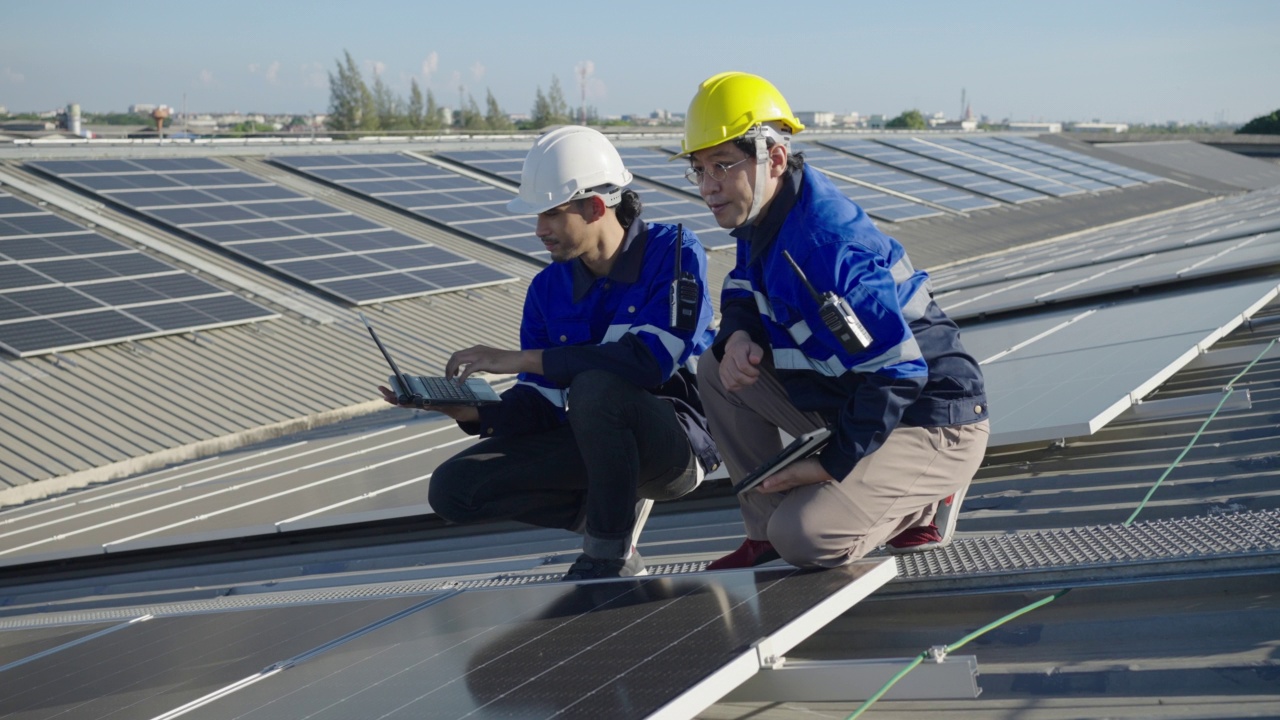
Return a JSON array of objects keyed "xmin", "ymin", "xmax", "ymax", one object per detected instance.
[{"xmin": 732, "ymin": 427, "xmax": 832, "ymax": 495}]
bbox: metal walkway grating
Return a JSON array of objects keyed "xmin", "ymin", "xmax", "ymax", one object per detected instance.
[{"xmin": 893, "ymin": 509, "xmax": 1280, "ymax": 579}]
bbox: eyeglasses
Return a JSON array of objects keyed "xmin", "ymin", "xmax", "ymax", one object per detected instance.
[{"xmin": 683, "ymin": 157, "xmax": 751, "ymax": 185}]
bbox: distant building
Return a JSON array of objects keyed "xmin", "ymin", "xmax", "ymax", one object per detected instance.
[
  {"xmin": 1070, "ymin": 121, "xmax": 1129, "ymax": 133},
  {"xmin": 1009, "ymin": 121, "xmax": 1063, "ymax": 133},
  {"xmin": 796, "ymin": 111, "xmax": 836, "ymax": 128},
  {"xmin": 129, "ymin": 103, "xmax": 157, "ymax": 114},
  {"xmin": 868, "ymin": 114, "xmax": 887, "ymax": 129}
]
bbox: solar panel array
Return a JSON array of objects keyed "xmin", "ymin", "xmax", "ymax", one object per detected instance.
[
  {"xmin": 878, "ymin": 137, "xmax": 1086, "ymax": 197},
  {"xmin": 27, "ymin": 157, "xmax": 513, "ymax": 305},
  {"xmin": 0, "ymin": 190, "xmax": 277, "ymax": 357},
  {"xmin": 930, "ymin": 137, "xmax": 1113, "ymax": 192},
  {"xmin": 998, "ymin": 136, "xmax": 1167, "ymax": 184},
  {"xmin": 822, "ymin": 138, "xmax": 1047, "ymax": 204},
  {"xmin": 431, "ymin": 150, "xmax": 736, "ymax": 255},
  {"xmin": 961, "ymin": 136, "xmax": 1140, "ymax": 188},
  {"xmin": 799, "ymin": 143, "xmax": 997, "ymax": 215}
]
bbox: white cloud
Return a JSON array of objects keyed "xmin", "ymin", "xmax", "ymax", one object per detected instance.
[
  {"xmin": 199, "ymin": 69, "xmax": 215, "ymax": 86},
  {"xmin": 470, "ymin": 61, "xmax": 485, "ymax": 82},
  {"xmin": 247, "ymin": 63, "xmax": 259, "ymax": 74},
  {"xmin": 301, "ymin": 62, "xmax": 327, "ymax": 89},
  {"xmin": 421, "ymin": 51, "xmax": 439, "ymax": 79},
  {"xmin": 2, "ymin": 67, "xmax": 24, "ymax": 84},
  {"xmin": 367, "ymin": 60, "xmax": 386, "ymax": 77},
  {"xmin": 265, "ymin": 61, "xmax": 280, "ymax": 84}
]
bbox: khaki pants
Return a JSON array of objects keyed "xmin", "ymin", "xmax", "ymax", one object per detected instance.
[{"xmin": 698, "ymin": 353, "xmax": 990, "ymax": 568}]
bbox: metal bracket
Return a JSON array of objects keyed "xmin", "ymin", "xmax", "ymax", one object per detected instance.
[{"xmin": 724, "ymin": 654, "xmax": 981, "ymax": 702}]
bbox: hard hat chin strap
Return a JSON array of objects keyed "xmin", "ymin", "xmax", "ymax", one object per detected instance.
[{"xmin": 744, "ymin": 134, "xmax": 769, "ymax": 225}]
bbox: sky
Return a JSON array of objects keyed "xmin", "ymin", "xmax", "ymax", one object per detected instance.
[{"xmin": 2, "ymin": 0, "xmax": 1277, "ymax": 125}]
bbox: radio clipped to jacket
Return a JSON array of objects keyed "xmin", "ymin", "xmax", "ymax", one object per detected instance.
[
  {"xmin": 783, "ymin": 250, "xmax": 873, "ymax": 355},
  {"xmin": 669, "ymin": 224, "xmax": 700, "ymax": 333}
]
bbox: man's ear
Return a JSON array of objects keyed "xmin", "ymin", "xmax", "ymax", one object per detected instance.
[
  {"xmin": 582, "ymin": 195, "xmax": 609, "ymax": 223},
  {"xmin": 768, "ymin": 145, "xmax": 789, "ymax": 179}
]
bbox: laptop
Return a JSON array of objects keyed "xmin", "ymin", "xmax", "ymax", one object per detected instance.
[
  {"xmin": 359, "ymin": 313, "xmax": 502, "ymax": 407},
  {"xmin": 732, "ymin": 427, "xmax": 832, "ymax": 495}
]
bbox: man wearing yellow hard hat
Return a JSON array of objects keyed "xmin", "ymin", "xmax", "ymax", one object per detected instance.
[{"xmin": 677, "ymin": 72, "xmax": 990, "ymax": 570}]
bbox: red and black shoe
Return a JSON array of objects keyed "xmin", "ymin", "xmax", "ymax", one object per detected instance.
[{"xmin": 706, "ymin": 538, "xmax": 780, "ymax": 570}]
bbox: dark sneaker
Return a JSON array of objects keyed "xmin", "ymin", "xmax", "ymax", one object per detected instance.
[
  {"xmin": 887, "ymin": 488, "xmax": 967, "ymax": 554},
  {"xmin": 706, "ymin": 538, "xmax": 780, "ymax": 570},
  {"xmin": 562, "ymin": 551, "xmax": 648, "ymax": 582}
]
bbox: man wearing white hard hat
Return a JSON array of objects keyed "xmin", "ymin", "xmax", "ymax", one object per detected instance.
[{"xmin": 417, "ymin": 126, "xmax": 720, "ymax": 581}]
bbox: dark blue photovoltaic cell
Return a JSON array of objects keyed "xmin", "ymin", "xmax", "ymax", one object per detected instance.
[
  {"xmin": 878, "ymin": 137, "xmax": 1084, "ymax": 197},
  {"xmin": 0, "ymin": 190, "xmax": 277, "ymax": 357},
  {"xmin": 822, "ymin": 138, "xmax": 1046, "ymax": 204},
  {"xmin": 28, "ymin": 158, "xmax": 513, "ymax": 306}
]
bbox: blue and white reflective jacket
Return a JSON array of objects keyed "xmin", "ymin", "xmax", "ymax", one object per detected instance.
[
  {"xmin": 469, "ymin": 217, "xmax": 721, "ymax": 472},
  {"xmin": 714, "ymin": 165, "xmax": 988, "ymax": 480}
]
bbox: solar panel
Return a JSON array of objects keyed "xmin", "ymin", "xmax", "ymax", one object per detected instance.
[
  {"xmin": 0, "ymin": 190, "xmax": 277, "ymax": 358},
  {"xmin": 998, "ymin": 136, "xmax": 1167, "ymax": 183},
  {"xmin": 614, "ymin": 146, "xmax": 705, "ymax": 196},
  {"xmin": 878, "ymin": 137, "xmax": 1086, "ymax": 197},
  {"xmin": 934, "ymin": 136, "xmax": 1115, "ymax": 192},
  {"xmin": 930, "ymin": 186, "xmax": 1280, "ymax": 293},
  {"xmin": 964, "ymin": 136, "xmax": 1141, "ymax": 188},
  {"xmin": 0, "ymin": 596, "xmax": 433, "ymax": 719},
  {"xmin": 173, "ymin": 561, "xmax": 894, "ymax": 720},
  {"xmin": 799, "ymin": 143, "xmax": 996, "ymax": 214},
  {"xmin": 27, "ymin": 158, "xmax": 514, "ymax": 306},
  {"xmin": 939, "ymin": 231, "xmax": 1280, "ymax": 320},
  {"xmin": 821, "ymin": 138, "xmax": 1046, "ymax": 204},
  {"xmin": 279, "ymin": 153, "xmax": 733, "ymax": 265},
  {"xmin": 962, "ymin": 276, "xmax": 1280, "ymax": 446}
]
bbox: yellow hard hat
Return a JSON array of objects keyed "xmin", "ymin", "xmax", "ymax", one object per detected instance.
[{"xmin": 680, "ymin": 71, "xmax": 805, "ymax": 156}]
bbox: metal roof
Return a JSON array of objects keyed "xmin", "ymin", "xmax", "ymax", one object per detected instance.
[{"xmin": 0, "ymin": 134, "xmax": 1277, "ymax": 718}]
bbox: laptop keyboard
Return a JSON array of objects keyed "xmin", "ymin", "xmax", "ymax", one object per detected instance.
[{"xmin": 416, "ymin": 376, "xmax": 479, "ymax": 402}]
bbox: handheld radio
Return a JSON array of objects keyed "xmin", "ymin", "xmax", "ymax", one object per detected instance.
[
  {"xmin": 782, "ymin": 250, "xmax": 873, "ymax": 354},
  {"xmin": 669, "ymin": 224, "xmax": 700, "ymax": 333}
]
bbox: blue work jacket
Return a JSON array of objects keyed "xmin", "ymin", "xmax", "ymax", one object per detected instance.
[
  {"xmin": 714, "ymin": 165, "xmax": 988, "ymax": 480},
  {"xmin": 467, "ymin": 216, "xmax": 721, "ymax": 472}
]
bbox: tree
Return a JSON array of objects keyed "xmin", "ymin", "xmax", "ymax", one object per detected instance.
[
  {"xmin": 531, "ymin": 86, "xmax": 552, "ymax": 128},
  {"xmin": 485, "ymin": 89, "xmax": 514, "ymax": 131},
  {"xmin": 1238, "ymin": 108, "xmax": 1280, "ymax": 135},
  {"xmin": 408, "ymin": 79, "xmax": 425, "ymax": 130},
  {"xmin": 546, "ymin": 75, "xmax": 571, "ymax": 125},
  {"xmin": 886, "ymin": 109, "xmax": 927, "ymax": 130},
  {"xmin": 326, "ymin": 50, "xmax": 369, "ymax": 131},
  {"xmin": 424, "ymin": 89, "xmax": 442, "ymax": 130},
  {"xmin": 457, "ymin": 93, "xmax": 485, "ymax": 130},
  {"xmin": 371, "ymin": 74, "xmax": 401, "ymax": 130}
]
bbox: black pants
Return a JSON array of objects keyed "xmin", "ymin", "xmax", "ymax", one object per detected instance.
[{"xmin": 428, "ymin": 370, "xmax": 699, "ymax": 558}]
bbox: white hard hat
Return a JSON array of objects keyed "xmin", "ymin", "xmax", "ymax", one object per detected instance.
[{"xmin": 506, "ymin": 126, "xmax": 634, "ymax": 215}]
